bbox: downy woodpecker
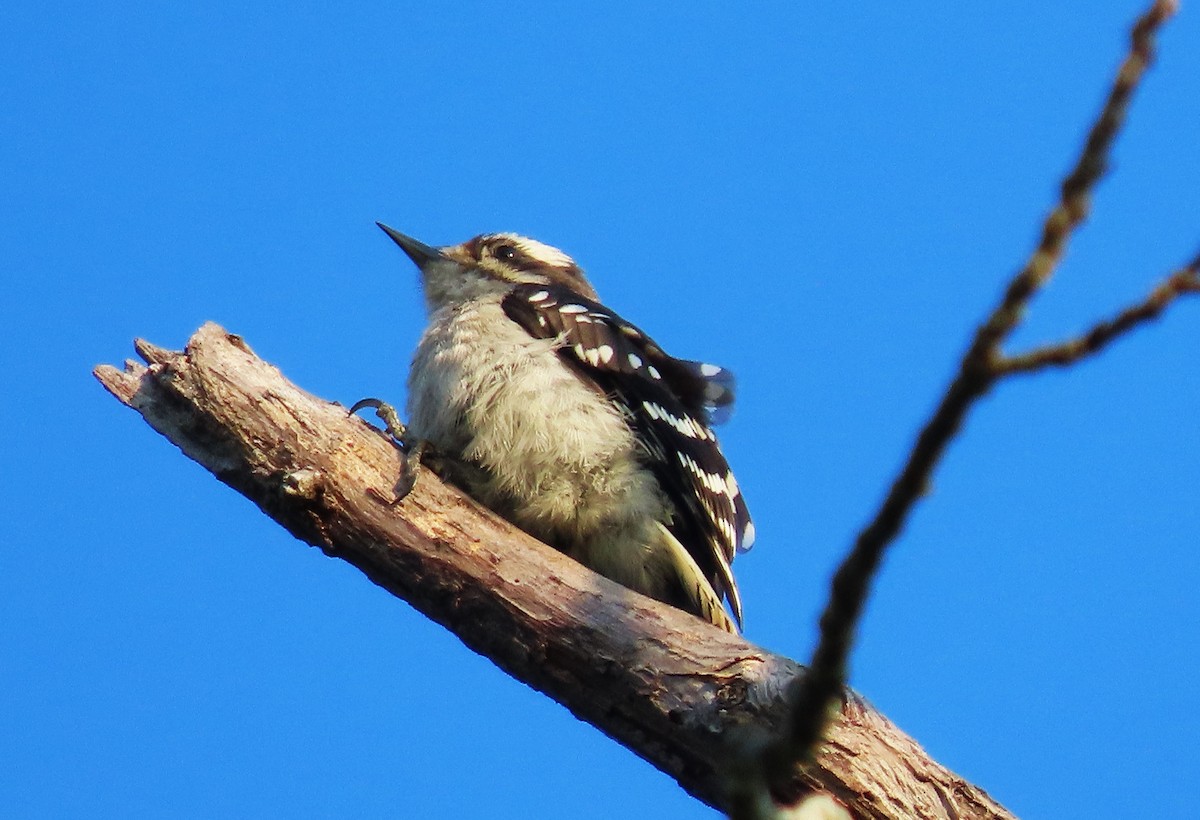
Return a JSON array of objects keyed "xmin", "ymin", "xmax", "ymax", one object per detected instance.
[{"xmin": 373, "ymin": 224, "xmax": 754, "ymax": 632}]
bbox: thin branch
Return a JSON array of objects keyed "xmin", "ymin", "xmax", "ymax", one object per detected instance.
[
  {"xmin": 997, "ymin": 258, "xmax": 1200, "ymax": 375},
  {"xmin": 970, "ymin": 0, "xmax": 1178, "ymax": 361},
  {"xmin": 765, "ymin": 0, "xmax": 1181, "ymax": 794}
]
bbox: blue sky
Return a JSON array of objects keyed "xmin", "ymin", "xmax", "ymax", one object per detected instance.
[{"xmin": 3, "ymin": 2, "xmax": 1198, "ymax": 818}]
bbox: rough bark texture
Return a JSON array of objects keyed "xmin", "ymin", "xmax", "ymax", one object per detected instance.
[{"xmin": 95, "ymin": 323, "xmax": 1013, "ymax": 820}]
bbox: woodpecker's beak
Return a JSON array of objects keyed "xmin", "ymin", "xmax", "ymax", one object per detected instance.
[{"xmin": 376, "ymin": 222, "xmax": 443, "ymax": 269}]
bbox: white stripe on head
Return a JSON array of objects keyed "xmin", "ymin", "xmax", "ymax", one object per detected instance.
[{"xmin": 491, "ymin": 233, "xmax": 577, "ymax": 268}]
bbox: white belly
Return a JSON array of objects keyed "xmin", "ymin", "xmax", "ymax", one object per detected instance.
[{"xmin": 406, "ymin": 300, "xmax": 664, "ymax": 547}]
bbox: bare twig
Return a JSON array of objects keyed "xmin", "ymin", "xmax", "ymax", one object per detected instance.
[
  {"xmin": 970, "ymin": 0, "xmax": 1179, "ymax": 361},
  {"xmin": 998, "ymin": 258, "xmax": 1200, "ymax": 375},
  {"xmin": 764, "ymin": 0, "xmax": 1182, "ymax": 798}
]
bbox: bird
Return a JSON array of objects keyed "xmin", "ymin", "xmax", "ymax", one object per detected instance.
[{"xmin": 366, "ymin": 223, "xmax": 754, "ymax": 632}]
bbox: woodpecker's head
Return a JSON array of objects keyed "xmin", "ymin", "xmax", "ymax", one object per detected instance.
[{"xmin": 378, "ymin": 223, "xmax": 598, "ymax": 311}]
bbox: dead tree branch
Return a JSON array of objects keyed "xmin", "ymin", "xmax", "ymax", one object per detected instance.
[
  {"xmin": 766, "ymin": 0, "xmax": 1189, "ymax": 796},
  {"xmin": 95, "ymin": 323, "xmax": 1013, "ymax": 820}
]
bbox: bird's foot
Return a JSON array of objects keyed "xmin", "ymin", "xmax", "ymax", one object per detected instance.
[{"xmin": 349, "ymin": 397, "xmax": 428, "ymax": 501}]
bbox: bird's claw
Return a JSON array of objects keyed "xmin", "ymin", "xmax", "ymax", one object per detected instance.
[
  {"xmin": 350, "ymin": 397, "xmax": 410, "ymax": 445},
  {"xmin": 349, "ymin": 397, "xmax": 427, "ymax": 502}
]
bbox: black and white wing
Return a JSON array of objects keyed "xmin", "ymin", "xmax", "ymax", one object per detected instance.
[{"xmin": 502, "ymin": 283, "xmax": 754, "ymax": 624}]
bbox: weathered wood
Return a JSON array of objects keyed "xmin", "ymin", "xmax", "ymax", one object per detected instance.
[{"xmin": 95, "ymin": 322, "xmax": 1014, "ymax": 819}]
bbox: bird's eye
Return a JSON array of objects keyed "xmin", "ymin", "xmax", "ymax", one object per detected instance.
[{"xmin": 494, "ymin": 244, "xmax": 517, "ymax": 262}]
